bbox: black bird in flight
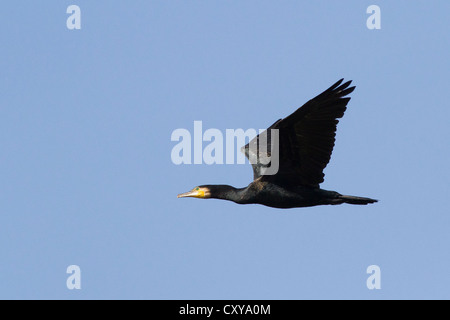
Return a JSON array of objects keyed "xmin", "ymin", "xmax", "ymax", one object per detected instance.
[{"xmin": 177, "ymin": 79, "xmax": 377, "ymax": 208}]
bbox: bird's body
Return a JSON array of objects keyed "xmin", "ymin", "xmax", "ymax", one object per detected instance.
[
  {"xmin": 198, "ymin": 179, "xmax": 376, "ymax": 209},
  {"xmin": 177, "ymin": 79, "xmax": 377, "ymax": 209},
  {"xmin": 206, "ymin": 180, "xmax": 338, "ymax": 208}
]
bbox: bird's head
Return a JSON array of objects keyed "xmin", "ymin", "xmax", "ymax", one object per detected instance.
[{"xmin": 177, "ymin": 186, "xmax": 212, "ymax": 199}]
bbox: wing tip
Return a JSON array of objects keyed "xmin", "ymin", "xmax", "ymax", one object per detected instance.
[
  {"xmin": 326, "ymin": 78, "xmax": 355, "ymax": 95},
  {"xmin": 329, "ymin": 79, "xmax": 355, "ymax": 99},
  {"xmin": 327, "ymin": 79, "xmax": 344, "ymax": 92}
]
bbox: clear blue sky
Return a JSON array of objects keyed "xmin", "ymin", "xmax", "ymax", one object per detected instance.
[{"xmin": 1, "ymin": 1, "xmax": 449, "ymax": 299}]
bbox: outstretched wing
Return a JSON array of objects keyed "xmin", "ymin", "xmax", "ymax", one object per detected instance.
[{"xmin": 242, "ymin": 79, "xmax": 355, "ymax": 187}]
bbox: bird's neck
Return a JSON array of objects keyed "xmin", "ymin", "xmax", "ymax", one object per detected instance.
[{"xmin": 209, "ymin": 185, "xmax": 249, "ymax": 204}]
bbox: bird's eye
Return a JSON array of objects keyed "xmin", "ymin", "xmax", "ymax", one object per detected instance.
[{"xmin": 196, "ymin": 187, "xmax": 199, "ymax": 191}]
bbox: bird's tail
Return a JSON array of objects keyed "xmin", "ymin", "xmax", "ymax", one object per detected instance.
[{"xmin": 338, "ymin": 194, "xmax": 378, "ymax": 205}]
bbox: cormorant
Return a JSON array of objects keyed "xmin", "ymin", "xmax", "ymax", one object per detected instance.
[{"xmin": 177, "ymin": 79, "xmax": 377, "ymax": 209}]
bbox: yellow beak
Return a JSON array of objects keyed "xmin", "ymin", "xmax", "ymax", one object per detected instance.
[{"xmin": 177, "ymin": 187, "xmax": 208, "ymax": 199}]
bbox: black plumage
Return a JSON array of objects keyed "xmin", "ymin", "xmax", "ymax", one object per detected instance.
[{"xmin": 177, "ymin": 79, "xmax": 377, "ymax": 209}]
